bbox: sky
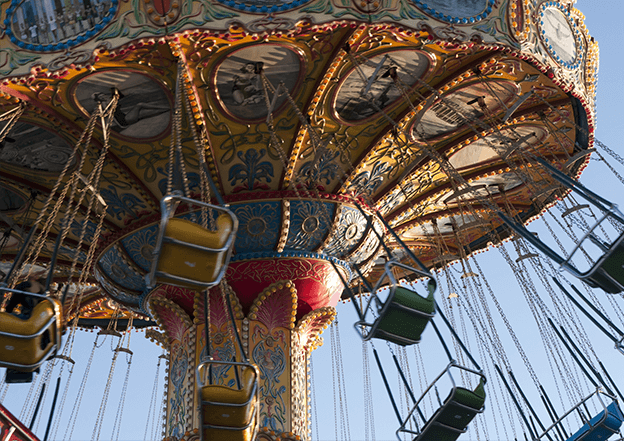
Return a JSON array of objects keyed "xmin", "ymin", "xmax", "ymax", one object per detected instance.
[{"xmin": 3, "ymin": 1, "xmax": 624, "ymax": 441}]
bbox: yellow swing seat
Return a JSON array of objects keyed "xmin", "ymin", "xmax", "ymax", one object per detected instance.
[
  {"xmin": 198, "ymin": 362, "xmax": 259, "ymax": 441},
  {"xmin": 0, "ymin": 297, "xmax": 61, "ymax": 371},
  {"xmin": 148, "ymin": 194, "xmax": 238, "ymax": 291}
]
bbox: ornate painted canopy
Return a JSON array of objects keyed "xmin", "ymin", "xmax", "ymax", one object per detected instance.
[{"xmin": 0, "ymin": 0, "xmax": 597, "ymax": 324}]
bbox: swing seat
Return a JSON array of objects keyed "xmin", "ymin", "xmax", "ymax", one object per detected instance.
[
  {"xmin": 155, "ymin": 214, "xmax": 234, "ymax": 289},
  {"xmin": 577, "ymin": 232, "xmax": 624, "ymax": 294},
  {"xmin": 358, "ymin": 260, "xmax": 436, "ymax": 346},
  {"xmin": 200, "ymin": 366, "xmax": 258, "ymax": 441},
  {"xmin": 147, "ymin": 193, "xmax": 238, "ymax": 291},
  {"xmin": 0, "ymin": 297, "xmax": 61, "ymax": 371},
  {"xmin": 413, "ymin": 379, "xmax": 486, "ymax": 441},
  {"xmin": 566, "ymin": 401, "xmax": 624, "ymax": 441},
  {"xmin": 370, "ymin": 285, "xmax": 436, "ymax": 346}
]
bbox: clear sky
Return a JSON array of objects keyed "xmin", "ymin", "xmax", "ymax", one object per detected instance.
[{"xmin": 3, "ymin": 2, "xmax": 624, "ymax": 441}]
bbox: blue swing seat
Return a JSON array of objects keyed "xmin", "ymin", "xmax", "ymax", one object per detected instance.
[{"xmin": 566, "ymin": 401, "xmax": 624, "ymax": 441}]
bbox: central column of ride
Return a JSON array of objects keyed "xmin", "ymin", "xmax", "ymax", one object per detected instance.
[{"xmin": 146, "ymin": 258, "xmax": 343, "ymax": 441}]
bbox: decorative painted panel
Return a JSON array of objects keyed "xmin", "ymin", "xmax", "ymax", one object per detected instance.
[
  {"xmin": 232, "ymin": 201, "xmax": 281, "ymax": 253},
  {"xmin": 411, "ymin": 0, "xmax": 495, "ymax": 24},
  {"xmin": 411, "ymin": 80, "xmax": 520, "ymax": 141},
  {"xmin": 74, "ymin": 70, "xmax": 172, "ymax": 140},
  {"xmin": 323, "ymin": 206, "xmax": 368, "ymax": 258},
  {"xmin": 214, "ymin": 44, "xmax": 303, "ymax": 121},
  {"xmin": 0, "ymin": 121, "xmax": 75, "ymax": 172},
  {"xmin": 120, "ymin": 224, "xmax": 158, "ymax": 272},
  {"xmin": 334, "ymin": 50, "xmax": 430, "ymax": 122},
  {"xmin": 284, "ymin": 201, "xmax": 336, "ymax": 252},
  {"xmin": 5, "ymin": 0, "xmax": 117, "ymax": 51},
  {"xmin": 97, "ymin": 245, "xmax": 145, "ymax": 292},
  {"xmin": 249, "ymin": 312, "xmax": 292, "ymax": 433}
]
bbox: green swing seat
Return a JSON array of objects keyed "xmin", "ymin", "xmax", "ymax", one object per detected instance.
[
  {"xmin": 357, "ymin": 261, "xmax": 436, "ymax": 346},
  {"xmin": 399, "ymin": 364, "xmax": 486, "ymax": 441},
  {"xmin": 574, "ymin": 231, "xmax": 624, "ymax": 294},
  {"xmin": 413, "ymin": 380, "xmax": 486, "ymax": 441}
]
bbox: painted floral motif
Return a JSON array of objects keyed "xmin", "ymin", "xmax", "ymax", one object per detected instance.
[
  {"xmin": 100, "ymin": 185, "xmax": 147, "ymax": 221},
  {"xmin": 252, "ymin": 326, "xmax": 287, "ymax": 433},
  {"xmin": 150, "ymin": 296, "xmax": 192, "ymax": 342},
  {"xmin": 348, "ymin": 219, "xmax": 383, "ymax": 264},
  {"xmin": 97, "ymin": 246, "xmax": 145, "ymax": 292},
  {"xmin": 99, "ymin": 0, "xmax": 236, "ymax": 42},
  {"xmin": 285, "ymin": 201, "xmax": 335, "ymax": 251},
  {"xmin": 226, "ymin": 258, "xmax": 344, "ymax": 311},
  {"xmin": 59, "ymin": 245, "xmax": 87, "ymax": 264},
  {"xmin": 298, "ymin": 148, "xmax": 341, "ymax": 190},
  {"xmin": 229, "ymin": 148, "xmax": 274, "ymax": 192},
  {"xmin": 94, "ymin": 267, "xmax": 140, "ymax": 305},
  {"xmin": 198, "ymin": 331, "xmax": 238, "ymax": 386},
  {"xmin": 232, "ymin": 202, "xmax": 280, "ymax": 252},
  {"xmin": 348, "ymin": 161, "xmax": 392, "ymax": 197},
  {"xmin": 323, "ymin": 207, "xmax": 368, "ymax": 257},
  {"xmin": 157, "ymin": 171, "xmax": 201, "ymax": 197},
  {"xmin": 250, "ymin": 281, "xmax": 297, "ymax": 330},
  {"xmin": 377, "ymin": 178, "xmax": 424, "ymax": 216},
  {"xmin": 120, "ymin": 225, "xmax": 158, "ymax": 272},
  {"xmin": 168, "ymin": 340, "xmax": 189, "ymax": 439}
]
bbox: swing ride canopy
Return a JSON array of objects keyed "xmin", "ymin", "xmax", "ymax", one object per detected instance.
[{"xmin": 0, "ymin": 0, "xmax": 597, "ymax": 326}]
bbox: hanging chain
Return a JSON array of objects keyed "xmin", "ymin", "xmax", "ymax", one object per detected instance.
[
  {"xmin": 178, "ymin": 63, "xmax": 215, "ymax": 229},
  {"xmin": 0, "ymin": 102, "xmax": 26, "ymax": 144},
  {"xmin": 91, "ymin": 330, "xmax": 127, "ymax": 441},
  {"xmin": 111, "ymin": 337, "xmax": 133, "ymax": 441},
  {"xmin": 63, "ymin": 333, "xmax": 100, "ymax": 440},
  {"xmin": 309, "ymin": 356, "xmax": 321, "ymax": 441}
]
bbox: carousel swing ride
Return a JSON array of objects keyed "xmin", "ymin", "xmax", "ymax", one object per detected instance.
[{"xmin": 0, "ymin": 0, "xmax": 623, "ymax": 440}]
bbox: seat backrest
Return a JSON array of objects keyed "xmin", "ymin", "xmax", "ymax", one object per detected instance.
[
  {"xmin": 445, "ymin": 378, "xmax": 486, "ymax": 410},
  {"xmin": 0, "ymin": 299, "xmax": 55, "ymax": 336},
  {"xmin": 201, "ymin": 367, "xmax": 257, "ymax": 405},
  {"xmin": 165, "ymin": 213, "xmax": 233, "ymax": 250}
]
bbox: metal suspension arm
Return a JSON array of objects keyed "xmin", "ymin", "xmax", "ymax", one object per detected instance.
[
  {"xmin": 434, "ymin": 302, "xmax": 482, "ymax": 372},
  {"xmin": 494, "ymin": 364, "xmax": 537, "ymax": 440}
]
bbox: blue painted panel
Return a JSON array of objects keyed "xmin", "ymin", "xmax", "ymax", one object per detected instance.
[
  {"xmin": 120, "ymin": 224, "xmax": 158, "ymax": 272},
  {"xmin": 97, "ymin": 245, "xmax": 145, "ymax": 292},
  {"xmin": 231, "ymin": 201, "xmax": 281, "ymax": 253},
  {"xmin": 285, "ymin": 201, "xmax": 336, "ymax": 252}
]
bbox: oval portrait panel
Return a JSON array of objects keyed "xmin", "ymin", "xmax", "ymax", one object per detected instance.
[
  {"xmin": 215, "ymin": 44, "xmax": 303, "ymax": 121},
  {"xmin": 0, "ymin": 121, "xmax": 75, "ymax": 172},
  {"xmin": 0, "ymin": 185, "xmax": 27, "ymax": 212},
  {"xmin": 411, "ymin": 80, "xmax": 519, "ymax": 141},
  {"xmin": 335, "ymin": 50, "xmax": 431, "ymax": 122},
  {"xmin": 74, "ymin": 70, "xmax": 171, "ymax": 140},
  {"xmin": 7, "ymin": 0, "xmax": 117, "ymax": 51},
  {"xmin": 448, "ymin": 125, "xmax": 549, "ymax": 170}
]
